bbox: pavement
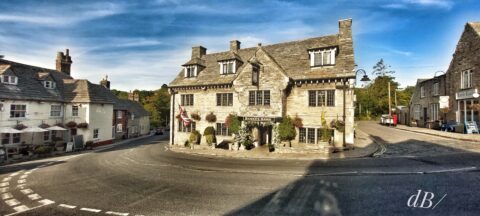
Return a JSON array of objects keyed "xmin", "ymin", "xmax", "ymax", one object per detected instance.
[
  {"xmin": 395, "ymin": 124, "xmax": 480, "ymax": 142},
  {"xmin": 170, "ymin": 128, "xmax": 379, "ymax": 160},
  {"xmin": 1, "ymin": 123, "xmax": 480, "ymax": 215}
]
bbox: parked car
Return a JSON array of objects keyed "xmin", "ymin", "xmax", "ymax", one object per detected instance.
[{"xmin": 155, "ymin": 128, "xmax": 164, "ymax": 135}]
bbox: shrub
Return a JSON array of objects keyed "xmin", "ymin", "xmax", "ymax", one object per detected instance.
[
  {"xmin": 66, "ymin": 121, "xmax": 77, "ymax": 128},
  {"xmin": 77, "ymin": 122, "xmax": 89, "ymax": 129},
  {"xmin": 205, "ymin": 112, "xmax": 217, "ymax": 123},
  {"xmin": 320, "ymin": 128, "xmax": 332, "ymax": 142},
  {"xmin": 203, "ymin": 126, "xmax": 216, "ymax": 146},
  {"xmin": 85, "ymin": 141, "xmax": 94, "ymax": 150},
  {"xmin": 225, "ymin": 114, "xmax": 241, "ymax": 134},
  {"xmin": 191, "ymin": 112, "xmax": 201, "ymax": 121},
  {"xmin": 292, "ymin": 115, "xmax": 303, "ymax": 128},
  {"xmin": 34, "ymin": 146, "xmax": 52, "ymax": 155},
  {"xmin": 235, "ymin": 125, "xmax": 254, "ymax": 150},
  {"xmin": 189, "ymin": 130, "xmax": 201, "ymax": 145},
  {"xmin": 278, "ymin": 116, "xmax": 296, "ymax": 147}
]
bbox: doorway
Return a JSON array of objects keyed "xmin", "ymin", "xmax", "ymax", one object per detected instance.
[{"xmin": 423, "ymin": 107, "xmax": 428, "ymax": 126}]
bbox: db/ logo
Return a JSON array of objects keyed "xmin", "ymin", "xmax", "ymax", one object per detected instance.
[{"xmin": 407, "ymin": 189, "xmax": 447, "ymax": 209}]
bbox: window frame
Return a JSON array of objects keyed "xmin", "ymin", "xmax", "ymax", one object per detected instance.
[
  {"xmin": 216, "ymin": 93, "xmax": 233, "ymax": 106},
  {"xmin": 10, "ymin": 104, "xmax": 27, "ymax": 118},
  {"xmin": 219, "ymin": 60, "xmax": 236, "ymax": 74},
  {"xmin": 309, "ymin": 48, "xmax": 337, "ymax": 67},
  {"xmin": 116, "ymin": 124, "xmax": 123, "ymax": 132},
  {"xmin": 248, "ymin": 90, "xmax": 270, "ymax": 106},
  {"xmin": 72, "ymin": 105, "xmax": 79, "ymax": 117},
  {"xmin": 50, "ymin": 105, "xmax": 62, "ymax": 117},
  {"xmin": 93, "ymin": 129, "xmax": 99, "ymax": 139},
  {"xmin": 308, "ymin": 90, "xmax": 335, "ymax": 107},
  {"xmin": 461, "ymin": 69, "xmax": 472, "ymax": 89},
  {"xmin": 178, "ymin": 121, "xmax": 196, "ymax": 133},
  {"xmin": 181, "ymin": 94, "xmax": 194, "ymax": 106},
  {"xmin": 420, "ymin": 86, "xmax": 425, "ymax": 98},
  {"xmin": 44, "ymin": 81, "xmax": 56, "ymax": 89},
  {"xmin": 1, "ymin": 75, "xmax": 18, "ymax": 85},
  {"xmin": 216, "ymin": 123, "xmax": 231, "ymax": 136},
  {"xmin": 184, "ymin": 65, "xmax": 197, "ymax": 78},
  {"xmin": 433, "ymin": 82, "xmax": 439, "ymax": 96},
  {"xmin": 43, "ymin": 131, "xmax": 50, "ymax": 141}
]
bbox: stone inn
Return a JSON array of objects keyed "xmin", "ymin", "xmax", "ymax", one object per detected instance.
[{"xmin": 168, "ymin": 19, "xmax": 356, "ymax": 150}]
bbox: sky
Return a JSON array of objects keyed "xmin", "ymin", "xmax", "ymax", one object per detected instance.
[{"xmin": 0, "ymin": 0, "xmax": 479, "ymax": 91}]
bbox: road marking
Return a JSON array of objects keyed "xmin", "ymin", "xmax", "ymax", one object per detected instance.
[
  {"xmin": 20, "ymin": 189, "xmax": 34, "ymax": 195},
  {"xmin": 9, "ymin": 172, "xmax": 22, "ymax": 177},
  {"xmin": 28, "ymin": 193, "xmax": 41, "ymax": 200},
  {"xmin": 2, "ymin": 177, "xmax": 12, "ymax": 182},
  {"xmin": 30, "ymin": 168, "xmax": 38, "ymax": 172},
  {"xmin": 24, "ymin": 171, "xmax": 32, "ymax": 175},
  {"xmin": 16, "ymin": 184, "xmax": 26, "ymax": 189},
  {"xmin": 38, "ymin": 199, "xmax": 55, "ymax": 205},
  {"xmin": 80, "ymin": 207, "xmax": 102, "ymax": 213},
  {"xmin": 59, "ymin": 203, "xmax": 77, "ymax": 209},
  {"xmin": 17, "ymin": 179, "xmax": 26, "ymax": 184},
  {"xmin": 106, "ymin": 211, "xmax": 129, "ymax": 216},
  {"xmin": 0, "ymin": 182, "xmax": 9, "ymax": 187},
  {"xmin": 2, "ymin": 192, "xmax": 13, "ymax": 200},
  {"xmin": 19, "ymin": 175, "xmax": 28, "ymax": 179},
  {"xmin": 5, "ymin": 198, "xmax": 21, "ymax": 206},
  {"xmin": 0, "ymin": 187, "xmax": 8, "ymax": 193},
  {"xmin": 13, "ymin": 205, "xmax": 29, "ymax": 212},
  {"xmin": 4, "ymin": 200, "xmax": 55, "ymax": 216}
]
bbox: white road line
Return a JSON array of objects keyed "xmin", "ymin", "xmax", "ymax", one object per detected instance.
[
  {"xmin": 59, "ymin": 203, "xmax": 77, "ymax": 209},
  {"xmin": 80, "ymin": 207, "xmax": 102, "ymax": 213},
  {"xmin": 24, "ymin": 171, "xmax": 32, "ymax": 175},
  {"xmin": 30, "ymin": 168, "xmax": 38, "ymax": 172},
  {"xmin": 2, "ymin": 177, "xmax": 12, "ymax": 182},
  {"xmin": 28, "ymin": 193, "xmax": 42, "ymax": 200},
  {"xmin": 17, "ymin": 179, "xmax": 26, "ymax": 184},
  {"xmin": 13, "ymin": 205, "xmax": 29, "ymax": 212},
  {"xmin": 0, "ymin": 187, "xmax": 8, "ymax": 193},
  {"xmin": 38, "ymin": 199, "xmax": 55, "ymax": 205},
  {"xmin": 20, "ymin": 189, "xmax": 34, "ymax": 194},
  {"xmin": 16, "ymin": 184, "xmax": 26, "ymax": 189},
  {"xmin": 5, "ymin": 198, "xmax": 21, "ymax": 206},
  {"xmin": 0, "ymin": 182, "xmax": 9, "ymax": 187},
  {"xmin": 2, "ymin": 192, "xmax": 13, "ymax": 200},
  {"xmin": 19, "ymin": 175, "xmax": 28, "ymax": 179},
  {"xmin": 4, "ymin": 201, "xmax": 55, "ymax": 216},
  {"xmin": 105, "ymin": 211, "xmax": 129, "ymax": 216},
  {"xmin": 9, "ymin": 172, "xmax": 22, "ymax": 177}
]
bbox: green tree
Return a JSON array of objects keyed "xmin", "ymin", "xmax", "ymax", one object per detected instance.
[{"xmin": 278, "ymin": 116, "xmax": 296, "ymax": 147}]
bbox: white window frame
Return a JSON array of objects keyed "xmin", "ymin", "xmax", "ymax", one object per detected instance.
[
  {"xmin": 414, "ymin": 104, "xmax": 421, "ymax": 120},
  {"xmin": 420, "ymin": 86, "xmax": 425, "ymax": 98},
  {"xmin": 43, "ymin": 131, "xmax": 50, "ymax": 142},
  {"xmin": 50, "ymin": 105, "xmax": 62, "ymax": 117},
  {"xmin": 43, "ymin": 81, "xmax": 56, "ymax": 89},
  {"xmin": 72, "ymin": 105, "xmax": 79, "ymax": 117},
  {"xmin": 10, "ymin": 104, "xmax": 26, "ymax": 118},
  {"xmin": 219, "ymin": 60, "xmax": 236, "ymax": 74},
  {"xmin": 93, "ymin": 129, "xmax": 99, "ymax": 139},
  {"xmin": 184, "ymin": 65, "xmax": 198, "ymax": 77},
  {"xmin": 117, "ymin": 110, "xmax": 123, "ymax": 119},
  {"xmin": 461, "ymin": 69, "xmax": 472, "ymax": 89},
  {"xmin": 1, "ymin": 75, "xmax": 18, "ymax": 85},
  {"xmin": 433, "ymin": 82, "xmax": 439, "ymax": 96},
  {"xmin": 309, "ymin": 48, "xmax": 336, "ymax": 67},
  {"xmin": 116, "ymin": 124, "xmax": 123, "ymax": 132},
  {"xmin": 430, "ymin": 103, "xmax": 439, "ymax": 121}
]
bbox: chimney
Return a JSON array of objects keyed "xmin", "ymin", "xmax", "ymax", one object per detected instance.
[
  {"xmin": 56, "ymin": 49, "xmax": 73, "ymax": 75},
  {"xmin": 100, "ymin": 75, "xmax": 110, "ymax": 89},
  {"xmin": 191, "ymin": 46, "xmax": 207, "ymax": 59},
  {"xmin": 230, "ymin": 40, "xmax": 241, "ymax": 52},
  {"xmin": 338, "ymin": 18, "xmax": 352, "ymax": 40}
]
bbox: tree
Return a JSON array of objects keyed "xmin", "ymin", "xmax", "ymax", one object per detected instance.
[
  {"xmin": 278, "ymin": 116, "xmax": 296, "ymax": 147},
  {"xmin": 372, "ymin": 58, "xmax": 395, "ymax": 76}
]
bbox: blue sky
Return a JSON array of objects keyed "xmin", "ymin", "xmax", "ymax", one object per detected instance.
[{"xmin": 0, "ymin": 0, "xmax": 479, "ymax": 91}]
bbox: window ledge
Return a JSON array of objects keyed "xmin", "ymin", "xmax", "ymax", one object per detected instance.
[{"xmin": 310, "ymin": 65, "xmax": 335, "ymax": 69}]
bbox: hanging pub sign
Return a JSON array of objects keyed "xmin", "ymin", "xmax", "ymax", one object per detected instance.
[
  {"xmin": 439, "ymin": 96, "xmax": 449, "ymax": 109},
  {"xmin": 456, "ymin": 88, "xmax": 478, "ymax": 100}
]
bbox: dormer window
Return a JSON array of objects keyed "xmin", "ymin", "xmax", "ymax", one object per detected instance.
[
  {"xmin": 184, "ymin": 65, "xmax": 197, "ymax": 78},
  {"xmin": 1, "ymin": 75, "xmax": 18, "ymax": 85},
  {"xmin": 44, "ymin": 81, "xmax": 56, "ymax": 89},
  {"xmin": 219, "ymin": 60, "xmax": 236, "ymax": 74},
  {"xmin": 309, "ymin": 48, "xmax": 336, "ymax": 67},
  {"xmin": 252, "ymin": 65, "xmax": 259, "ymax": 85}
]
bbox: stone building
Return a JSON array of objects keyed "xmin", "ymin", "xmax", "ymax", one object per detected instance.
[
  {"xmin": 445, "ymin": 22, "xmax": 480, "ymax": 126},
  {"xmin": 168, "ymin": 19, "xmax": 356, "ymax": 150},
  {"xmin": 409, "ymin": 74, "xmax": 447, "ymax": 128}
]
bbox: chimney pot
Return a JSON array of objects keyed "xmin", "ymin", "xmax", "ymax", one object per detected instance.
[{"xmin": 56, "ymin": 49, "xmax": 73, "ymax": 76}]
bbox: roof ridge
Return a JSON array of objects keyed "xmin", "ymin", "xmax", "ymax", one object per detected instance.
[{"xmin": 0, "ymin": 59, "xmax": 63, "ymax": 74}]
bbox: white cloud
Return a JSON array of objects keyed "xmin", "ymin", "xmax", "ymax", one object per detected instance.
[{"xmin": 383, "ymin": 0, "xmax": 454, "ymax": 10}]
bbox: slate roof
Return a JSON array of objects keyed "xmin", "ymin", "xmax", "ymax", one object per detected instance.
[
  {"xmin": 0, "ymin": 59, "xmax": 113, "ymax": 104},
  {"xmin": 170, "ymin": 32, "xmax": 354, "ymax": 87}
]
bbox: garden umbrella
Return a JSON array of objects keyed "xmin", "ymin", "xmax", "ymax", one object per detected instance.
[
  {"xmin": 46, "ymin": 126, "xmax": 67, "ymax": 131},
  {"xmin": 22, "ymin": 127, "xmax": 48, "ymax": 145},
  {"xmin": 0, "ymin": 127, "xmax": 23, "ymax": 134}
]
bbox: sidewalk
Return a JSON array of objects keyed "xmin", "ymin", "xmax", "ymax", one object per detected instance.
[
  {"xmin": 169, "ymin": 131, "xmax": 379, "ymax": 160},
  {"xmin": 395, "ymin": 124, "xmax": 480, "ymax": 143}
]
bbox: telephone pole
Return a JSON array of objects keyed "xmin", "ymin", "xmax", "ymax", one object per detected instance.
[{"xmin": 388, "ymin": 82, "xmax": 392, "ymax": 116}]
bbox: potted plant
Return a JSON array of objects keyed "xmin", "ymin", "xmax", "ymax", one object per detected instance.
[
  {"xmin": 189, "ymin": 130, "xmax": 201, "ymax": 146},
  {"xmin": 191, "ymin": 112, "xmax": 201, "ymax": 121},
  {"xmin": 203, "ymin": 126, "xmax": 216, "ymax": 147},
  {"xmin": 278, "ymin": 116, "xmax": 296, "ymax": 147},
  {"xmin": 205, "ymin": 112, "xmax": 217, "ymax": 123},
  {"xmin": 85, "ymin": 141, "xmax": 94, "ymax": 150},
  {"xmin": 55, "ymin": 123, "xmax": 65, "ymax": 128},
  {"xmin": 225, "ymin": 114, "xmax": 241, "ymax": 134}
]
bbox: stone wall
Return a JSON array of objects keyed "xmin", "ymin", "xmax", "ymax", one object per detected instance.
[{"xmin": 409, "ymin": 75, "xmax": 446, "ymax": 127}]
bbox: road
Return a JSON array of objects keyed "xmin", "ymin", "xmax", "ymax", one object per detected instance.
[{"xmin": 1, "ymin": 122, "xmax": 480, "ymax": 216}]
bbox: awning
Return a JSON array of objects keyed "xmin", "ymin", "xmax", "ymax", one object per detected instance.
[
  {"xmin": 0, "ymin": 127, "xmax": 23, "ymax": 134},
  {"xmin": 22, "ymin": 127, "xmax": 48, "ymax": 133}
]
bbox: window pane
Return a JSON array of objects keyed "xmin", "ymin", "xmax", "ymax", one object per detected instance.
[
  {"xmin": 308, "ymin": 91, "xmax": 316, "ymax": 106},
  {"xmin": 256, "ymin": 91, "xmax": 263, "ymax": 105},
  {"xmin": 228, "ymin": 93, "xmax": 233, "ymax": 106},
  {"xmin": 314, "ymin": 53, "xmax": 322, "ymax": 66},
  {"xmin": 318, "ymin": 91, "xmax": 326, "ymax": 106},
  {"xmin": 249, "ymin": 91, "xmax": 255, "ymax": 106},
  {"xmin": 327, "ymin": 90, "xmax": 335, "ymax": 106},
  {"xmin": 228, "ymin": 62, "xmax": 233, "ymax": 73},
  {"xmin": 323, "ymin": 51, "xmax": 331, "ymax": 65},
  {"xmin": 222, "ymin": 93, "xmax": 228, "ymax": 106},
  {"xmin": 307, "ymin": 128, "xmax": 315, "ymax": 144},
  {"xmin": 264, "ymin": 91, "xmax": 270, "ymax": 105},
  {"xmin": 299, "ymin": 128, "xmax": 306, "ymax": 143},
  {"xmin": 216, "ymin": 94, "xmax": 221, "ymax": 106}
]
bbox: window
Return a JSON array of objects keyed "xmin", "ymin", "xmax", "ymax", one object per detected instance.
[
  {"xmin": 307, "ymin": 128, "xmax": 315, "ymax": 144},
  {"xmin": 461, "ymin": 69, "xmax": 472, "ymax": 89},
  {"xmin": 1, "ymin": 75, "xmax": 18, "ymax": 85},
  {"xmin": 309, "ymin": 48, "xmax": 336, "ymax": 67},
  {"xmin": 433, "ymin": 82, "xmax": 439, "ymax": 96},
  {"xmin": 252, "ymin": 65, "xmax": 259, "ymax": 85},
  {"xmin": 181, "ymin": 94, "xmax": 194, "ymax": 106},
  {"xmin": 216, "ymin": 93, "xmax": 233, "ymax": 106},
  {"xmin": 10, "ymin": 104, "xmax": 26, "ymax": 118},
  {"xmin": 309, "ymin": 90, "xmax": 335, "ymax": 107},
  {"xmin": 431, "ymin": 103, "xmax": 439, "ymax": 121},
  {"xmin": 1, "ymin": 133, "xmax": 9, "ymax": 145},
  {"xmin": 43, "ymin": 131, "xmax": 50, "ymax": 141},
  {"xmin": 44, "ymin": 81, "xmax": 56, "ymax": 89},
  {"xmin": 116, "ymin": 124, "xmax": 123, "ymax": 132},
  {"xmin": 317, "ymin": 128, "xmax": 333, "ymax": 143},
  {"xmin": 178, "ymin": 121, "xmax": 196, "ymax": 132},
  {"xmin": 184, "ymin": 65, "xmax": 197, "ymax": 77},
  {"xmin": 299, "ymin": 128, "xmax": 306, "ymax": 143},
  {"xmin": 72, "ymin": 106, "xmax": 79, "ymax": 116},
  {"xmin": 12, "ymin": 133, "xmax": 20, "ymax": 144},
  {"xmin": 93, "ymin": 129, "xmax": 99, "ymax": 139},
  {"xmin": 50, "ymin": 105, "xmax": 62, "ymax": 117},
  {"xmin": 299, "ymin": 127, "xmax": 318, "ymax": 144},
  {"xmin": 248, "ymin": 90, "xmax": 270, "ymax": 106},
  {"xmin": 414, "ymin": 104, "xmax": 421, "ymax": 120},
  {"xmin": 216, "ymin": 123, "xmax": 231, "ymax": 136},
  {"xmin": 420, "ymin": 86, "xmax": 425, "ymax": 98},
  {"xmin": 117, "ymin": 110, "xmax": 123, "ymax": 119},
  {"xmin": 219, "ymin": 60, "xmax": 235, "ymax": 74}
]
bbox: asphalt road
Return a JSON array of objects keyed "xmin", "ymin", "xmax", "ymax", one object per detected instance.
[{"xmin": 1, "ymin": 122, "xmax": 480, "ymax": 216}]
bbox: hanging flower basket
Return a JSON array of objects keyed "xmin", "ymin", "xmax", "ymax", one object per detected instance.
[
  {"xmin": 175, "ymin": 114, "xmax": 181, "ymax": 119},
  {"xmin": 205, "ymin": 112, "xmax": 217, "ymax": 123},
  {"xmin": 77, "ymin": 122, "xmax": 89, "ymax": 129},
  {"xmin": 66, "ymin": 121, "xmax": 77, "ymax": 128},
  {"xmin": 15, "ymin": 124, "xmax": 27, "ymax": 130},
  {"xmin": 39, "ymin": 123, "xmax": 50, "ymax": 129},
  {"xmin": 190, "ymin": 112, "xmax": 201, "ymax": 121},
  {"xmin": 330, "ymin": 120, "xmax": 345, "ymax": 132},
  {"xmin": 292, "ymin": 115, "xmax": 303, "ymax": 128}
]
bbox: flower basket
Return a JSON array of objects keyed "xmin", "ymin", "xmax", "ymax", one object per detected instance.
[
  {"xmin": 292, "ymin": 115, "xmax": 303, "ymax": 128},
  {"xmin": 330, "ymin": 120, "xmax": 345, "ymax": 132},
  {"xmin": 39, "ymin": 123, "xmax": 50, "ymax": 129},
  {"xmin": 77, "ymin": 122, "xmax": 89, "ymax": 129},
  {"xmin": 15, "ymin": 124, "xmax": 27, "ymax": 130},
  {"xmin": 175, "ymin": 114, "xmax": 181, "ymax": 119},
  {"xmin": 191, "ymin": 112, "xmax": 201, "ymax": 121},
  {"xmin": 205, "ymin": 112, "xmax": 217, "ymax": 123},
  {"xmin": 66, "ymin": 121, "xmax": 77, "ymax": 128}
]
